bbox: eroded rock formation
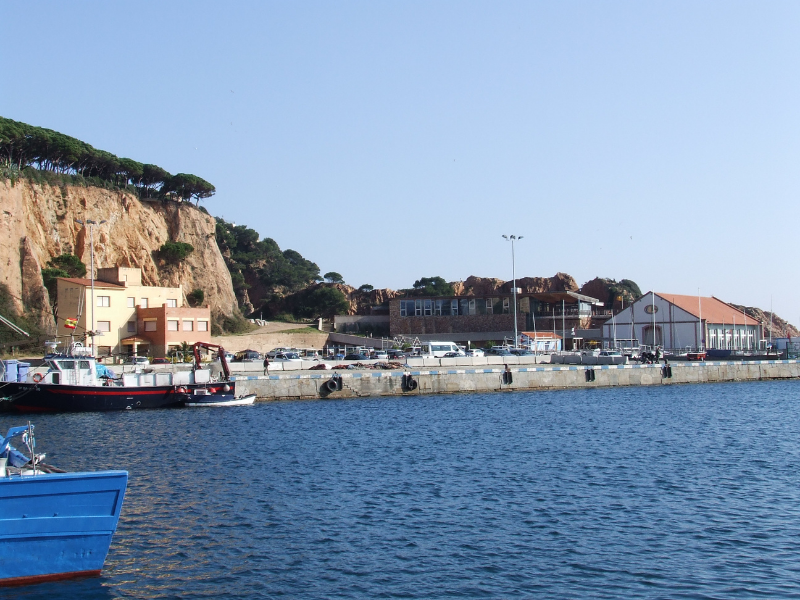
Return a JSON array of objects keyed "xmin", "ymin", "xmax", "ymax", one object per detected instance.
[{"xmin": 0, "ymin": 179, "xmax": 237, "ymax": 328}]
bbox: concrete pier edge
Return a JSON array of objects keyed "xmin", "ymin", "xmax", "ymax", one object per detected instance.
[{"xmin": 233, "ymin": 359, "xmax": 800, "ymax": 401}]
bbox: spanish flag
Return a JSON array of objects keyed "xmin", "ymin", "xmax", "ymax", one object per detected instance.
[{"xmin": 64, "ymin": 318, "xmax": 78, "ymax": 329}]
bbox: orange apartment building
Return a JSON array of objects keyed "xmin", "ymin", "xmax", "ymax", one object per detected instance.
[{"xmin": 56, "ymin": 266, "xmax": 211, "ymax": 358}]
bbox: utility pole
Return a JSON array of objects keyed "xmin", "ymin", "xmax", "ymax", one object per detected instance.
[{"xmin": 502, "ymin": 235, "xmax": 523, "ymax": 348}]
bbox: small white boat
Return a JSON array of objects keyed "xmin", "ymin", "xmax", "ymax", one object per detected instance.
[{"xmin": 183, "ymin": 388, "xmax": 256, "ymax": 407}]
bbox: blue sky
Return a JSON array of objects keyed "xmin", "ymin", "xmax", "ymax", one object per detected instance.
[{"xmin": 3, "ymin": 1, "xmax": 799, "ymax": 324}]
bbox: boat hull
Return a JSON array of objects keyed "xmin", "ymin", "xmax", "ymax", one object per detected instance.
[
  {"xmin": 185, "ymin": 393, "xmax": 256, "ymax": 407},
  {"xmin": 2, "ymin": 383, "xmax": 184, "ymax": 413},
  {"xmin": 0, "ymin": 470, "xmax": 128, "ymax": 586}
]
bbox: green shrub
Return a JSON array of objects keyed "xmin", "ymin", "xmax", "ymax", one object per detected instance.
[
  {"xmin": 186, "ymin": 289, "xmax": 204, "ymax": 307},
  {"xmin": 158, "ymin": 241, "xmax": 194, "ymax": 264}
]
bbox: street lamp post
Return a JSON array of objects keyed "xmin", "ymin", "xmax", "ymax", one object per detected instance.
[
  {"xmin": 502, "ymin": 235, "xmax": 523, "ymax": 348},
  {"xmin": 76, "ymin": 218, "xmax": 107, "ymax": 356}
]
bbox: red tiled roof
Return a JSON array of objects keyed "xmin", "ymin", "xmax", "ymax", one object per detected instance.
[
  {"xmin": 655, "ymin": 293, "xmax": 759, "ymax": 326},
  {"xmin": 59, "ymin": 277, "xmax": 126, "ymax": 289}
]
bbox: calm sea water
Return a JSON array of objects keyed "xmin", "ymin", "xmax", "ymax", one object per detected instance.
[{"xmin": 4, "ymin": 380, "xmax": 800, "ymax": 599}]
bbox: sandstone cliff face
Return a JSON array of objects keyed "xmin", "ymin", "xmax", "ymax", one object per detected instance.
[
  {"xmin": 579, "ymin": 277, "xmax": 614, "ymax": 304},
  {"xmin": 730, "ymin": 305, "xmax": 800, "ymax": 340},
  {"xmin": 452, "ymin": 273, "xmax": 578, "ymax": 296},
  {"xmin": 0, "ymin": 179, "xmax": 237, "ymax": 326}
]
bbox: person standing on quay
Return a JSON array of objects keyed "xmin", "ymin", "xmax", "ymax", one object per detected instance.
[{"xmin": 263, "ymin": 355, "xmax": 270, "ymax": 375}]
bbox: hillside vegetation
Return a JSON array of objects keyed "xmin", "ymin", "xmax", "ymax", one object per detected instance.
[{"xmin": 0, "ymin": 117, "xmax": 214, "ymax": 204}]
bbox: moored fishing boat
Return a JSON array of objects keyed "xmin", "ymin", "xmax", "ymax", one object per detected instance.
[
  {"xmin": 0, "ymin": 423, "xmax": 127, "ymax": 586},
  {"xmin": 1, "ymin": 341, "xmax": 240, "ymax": 413},
  {"xmin": 178, "ymin": 342, "xmax": 256, "ymax": 407},
  {"xmin": 183, "ymin": 389, "xmax": 256, "ymax": 407}
]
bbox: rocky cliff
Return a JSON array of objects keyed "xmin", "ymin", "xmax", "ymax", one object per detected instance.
[
  {"xmin": 730, "ymin": 304, "xmax": 800, "ymax": 340},
  {"xmin": 452, "ymin": 273, "xmax": 579, "ymax": 296},
  {"xmin": 0, "ymin": 179, "xmax": 237, "ymax": 331}
]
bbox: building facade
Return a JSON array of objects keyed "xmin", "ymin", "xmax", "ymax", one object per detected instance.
[
  {"xmin": 601, "ymin": 292, "xmax": 763, "ymax": 351},
  {"xmin": 56, "ymin": 267, "xmax": 210, "ymax": 358},
  {"xmin": 389, "ymin": 291, "xmax": 604, "ymax": 344}
]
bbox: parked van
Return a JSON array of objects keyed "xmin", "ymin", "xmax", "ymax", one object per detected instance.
[{"xmin": 421, "ymin": 342, "xmax": 465, "ymax": 358}]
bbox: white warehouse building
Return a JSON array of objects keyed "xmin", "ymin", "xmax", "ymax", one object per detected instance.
[{"xmin": 602, "ymin": 292, "xmax": 763, "ymax": 351}]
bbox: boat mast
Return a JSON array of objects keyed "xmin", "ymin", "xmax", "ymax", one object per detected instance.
[{"xmin": 698, "ymin": 288, "xmax": 702, "ymax": 351}]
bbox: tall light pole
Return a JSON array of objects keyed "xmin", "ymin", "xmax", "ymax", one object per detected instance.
[
  {"xmin": 76, "ymin": 218, "xmax": 107, "ymax": 356},
  {"xmin": 502, "ymin": 235, "xmax": 523, "ymax": 348}
]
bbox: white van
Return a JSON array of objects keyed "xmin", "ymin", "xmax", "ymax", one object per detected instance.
[{"xmin": 421, "ymin": 341, "xmax": 465, "ymax": 358}]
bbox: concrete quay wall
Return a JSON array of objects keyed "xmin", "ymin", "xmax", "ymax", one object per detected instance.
[{"xmin": 232, "ymin": 359, "xmax": 800, "ymax": 401}]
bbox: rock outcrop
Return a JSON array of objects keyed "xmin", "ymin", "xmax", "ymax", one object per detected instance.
[
  {"xmin": 452, "ymin": 273, "xmax": 578, "ymax": 296},
  {"xmin": 0, "ymin": 179, "xmax": 237, "ymax": 327},
  {"xmin": 730, "ymin": 304, "xmax": 800, "ymax": 340},
  {"xmin": 579, "ymin": 277, "xmax": 614, "ymax": 305}
]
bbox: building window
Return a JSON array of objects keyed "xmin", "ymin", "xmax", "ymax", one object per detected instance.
[
  {"xmin": 182, "ymin": 320, "xmax": 194, "ymax": 331},
  {"xmin": 97, "ymin": 321, "xmax": 110, "ymax": 332},
  {"xmin": 166, "ymin": 299, "xmax": 177, "ymax": 308},
  {"xmin": 167, "ymin": 320, "xmax": 179, "ymax": 331},
  {"xmin": 451, "ymin": 300, "xmax": 459, "ymax": 316},
  {"xmin": 503, "ymin": 298, "xmax": 510, "ymax": 313},
  {"xmin": 144, "ymin": 320, "xmax": 157, "ymax": 332},
  {"xmin": 486, "ymin": 299, "xmax": 493, "ymax": 315},
  {"xmin": 424, "ymin": 300, "xmax": 432, "ymax": 316},
  {"xmin": 197, "ymin": 321, "xmax": 208, "ymax": 332},
  {"xmin": 415, "ymin": 300, "xmax": 422, "ymax": 316},
  {"xmin": 400, "ymin": 301, "xmax": 408, "ymax": 317},
  {"xmin": 97, "ymin": 296, "xmax": 110, "ymax": 307},
  {"xmin": 434, "ymin": 300, "xmax": 443, "ymax": 316},
  {"xmin": 127, "ymin": 321, "xmax": 136, "ymax": 333},
  {"xmin": 127, "ymin": 297, "xmax": 135, "ymax": 308},
  {"xmin": 98, "ymin": 346, "xmax": 112, "ymax": 356},
  {"xmin": 140, "ymin": 298, "xmax": 148, "ymax": 308},
  {"xmin": 459, "ymin": 299, "xmax": 469, "ymax": 316}
]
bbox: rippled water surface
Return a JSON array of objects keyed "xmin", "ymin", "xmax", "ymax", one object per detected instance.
[{"xmin": 4, "ymin": 380, "xmax": 800, "ymax": 599}]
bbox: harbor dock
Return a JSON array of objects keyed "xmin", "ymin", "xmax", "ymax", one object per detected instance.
[{"xmin": 231, "ymin": 359, "xmax": 800, "ymax": 401}]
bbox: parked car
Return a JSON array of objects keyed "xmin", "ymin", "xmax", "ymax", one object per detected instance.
[
  {"xmin": 487, "ymin": 348, "xmax": 512, "ymax": 356},
  {"xmin": 124, "ymin": 356, "xmax": 150, "ymax": 367},
  {"xmin": 387, "ymin": 350, "xmax": 406, "ymax": 360},
  {"xmin": 273, "ymin": 352, "xmax": 302, "ymax": 361},
  {"xmin": 344, "ymin": 353, "xmax": 370, "ymax": 361},
  {"xmin": 266, "ymin": 347, "xmax": 293, "ymax": 359},
  {"xmin": 442, "ymin": 351, "xmax": 462, "ymax": 358},
  {"xmin": 465, "ymin": 349, "xmax": 485, "ymax": 357},
  {"xmin": 510, "ymin": 349, "xmax": 533, "ymax": 356},
  {"xmin": 151, "ymin": 358, "xmax": 170, "ymax": 365},
  {"xmin": 373, "ymin": 350, "xmax": 389, "ymax": 360},
  {"xmin": 233, "ymin": 350, "xmax": 261, "ymax": 362}
]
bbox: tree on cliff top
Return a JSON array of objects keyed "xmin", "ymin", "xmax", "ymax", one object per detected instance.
[
  {"xmin": 410, "ymin": 276, "xmax": 454, "ymax": 297},
  {"xmin": 324, "ymin": 272, "xmax": 344, "ymax": 284},
  {"xmin": 162, "ymin": 173, "xmax": 216, "ymax": 206},
  {"xmin": 0, "ymin": 117, "xmax": 217, "ymax": 201}
]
